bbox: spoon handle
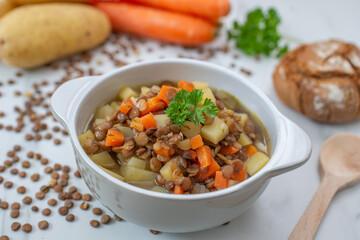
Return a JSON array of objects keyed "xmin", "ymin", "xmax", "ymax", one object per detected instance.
[{"xmin": 289, "ymin": 174, "xmax": 342, "ymax": 240}]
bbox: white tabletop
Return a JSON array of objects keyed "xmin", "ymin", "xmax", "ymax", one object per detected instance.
[{"xmin": 1, "ymin": 0, "xmax": 360, "ymax": 239}]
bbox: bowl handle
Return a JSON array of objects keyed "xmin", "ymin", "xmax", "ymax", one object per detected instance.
[
  {"xmin": 268, "ymin": 116, "xmax": 312, "ymax": 177},
  {"xmin": 51, "ymin": 76, "xmax": 97, "ymax": 128}
]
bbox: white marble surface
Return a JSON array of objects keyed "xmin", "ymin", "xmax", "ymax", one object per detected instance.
[{"xmin": 1, "ymin": 0, "xmax": 360, "ymax": 239}]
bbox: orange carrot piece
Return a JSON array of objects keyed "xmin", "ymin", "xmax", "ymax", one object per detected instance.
[
  {"xmin": 140, "ymin": 97, "xmax": 166, "ymax": 116},
  {"xmin": 173, "ymin": 185, "xmax": 184, "ymax": 194},
  {"xmin": 214, "ymin": 171, "xmax": 228, "ymax": 190},
  {"xmin": 140, "ymin": 113, "xmax": 157, "ymax": 130},
  {"xmin": 94, "ymin": 2, "xmax": 215, "ymax": 46},
  {"xmin": 154, "ymin": 146, "xmax": 171, "ymax": 157},
  {"xmin": 128, "ymin": 0, "xmax": 230, "ymax": 20},
  {"xmin": 196, "ymin": 145, "xmax": 212, "ymax": 168},
  {"xmin": 196, "ymin": 157, "xmax": 220, "ymax": 182},
  {"xmin": 130, "ymin": 117, "xmax": 144, "ymax": 132},
  {"xmin": 186, "ymin": 150, "xmax": 197, "ymax": 161},
  {"xmin": 230, "ymin": 165, "xmax": 247, "ymax": 182},
  {"xmin": 220, "ymin": 145, "xmax": 239, "ymax": 155},
  {"xmin": 157, "ymin": 85, "xmax": 178, "ymax": 105},
  {"xmin": 190, "ymin": 135, "xmax": 203, "ymax": 150},
  {"xmin": 245, "ymin": 145, "xmax": 258, "ymax": 156},
  {"xmin": 119, "ymin": 99, "xmax": 134, "ymax": 114},
  {"xmin": 178, "ymin": 80, "xmax": 194, "ymax": 92},
  {"xmin": 105, "ymin": 129, "xmax": 124, "ymax": 147}
]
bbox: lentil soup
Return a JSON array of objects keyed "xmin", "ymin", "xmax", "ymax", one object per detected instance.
[{"xmin": 78, "ymin": 80, "xmax": 270, "ymax": 194}]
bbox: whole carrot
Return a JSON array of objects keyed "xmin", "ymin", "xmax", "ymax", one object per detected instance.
[
  {"xmin": 94, "ymin": 2, "xmax": 215, "ymax": 46},
  {"xmin": 128, "ymin": 0, "xmax": 230, "ymax": 20}
]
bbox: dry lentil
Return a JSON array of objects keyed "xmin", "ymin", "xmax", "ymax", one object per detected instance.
[
  {"xmin": 38, "ymin": 220, "xmax": 49, "ymax": 230},
  {"xmin": 90, "ymin": 220, "xmax": 100, "ymax": 228},
  {"xmin": 10, "ymin": 210, "xmax": 20, "ymax": 218},
  {"xmin": 58, "ymin": 206, "xmax": 68, "ymax": 216},
  {"xmin": 80, "ymin": 202, "xmax": 89, "ymax": 210},
  {"xmin": 18, "ymin": 171, "xmax": 26, "ymax": 178},
  {"xmin": 22, "ymin": 196, "xmax": 32, "ymax": 205},
  {"xmin": 66, "ymin": 214, "xmax": 75, "ymax": 222},
  {"xmin": 22, "ymin": 223, "xmax": 32, "ymax": 233},
  {"xmin": 42, "ymin": 208, "xmax": 51, "ymax": 216},
  {"xmin": 11, "ymin": 222, "xmax": 21, "ymax": 231}
]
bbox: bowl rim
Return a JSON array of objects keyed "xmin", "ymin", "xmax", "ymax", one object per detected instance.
[{"xmin": 68, "ymin": 58, "xmax": 283, "ymax": 200}]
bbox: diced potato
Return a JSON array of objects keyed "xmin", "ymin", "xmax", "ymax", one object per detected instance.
[
  {"xmin": 159, "ymin": 160, "xmax": 178, "ymax": 181},
  {"xmin": 120, "ymin": 165, "xmax": 157, "ymax": 181},
  {"xmin": 90, "ymin": 151, "xmax": 117, "ymax": 169},
  {"xmin": 181, "ymin": 121, "xmax": 202, "ymax": 139},
  {"xmin": 237, "ymin": 133, "xmax": 252, "ymax": 146},
  {"xmin": 110, "ymin": 101, "xmax": 120, "ymax": 110},
  {"xmin": 141, "ymin": 86, "xmax": 151, "ymax": 95},
  {"xmin": 115, "ymin": 125, "xmax": 134, "ymax": 137},
  {"xmin": 127, "ymin": 180, "xmax": 155, "ymax": 189},
  {"xmin": 78, "ymin": 130, "xmax": 94, "ymax": 147},
  {"xmin": 228, "ymin": 180, "xmax": 240, "ymax": 187},
  {"xmin": 118, "ymin": 86, "xmax": 138, "ymax": 100},
  {"xmin": 98, "ymin": 165, "xmax": 125, "ymax": 181},
  {"xmin": 151, "ymin": 186, "xmax": 169, "ymax": 193},
  {"xmin": 176, "ymin": 139, "xmax": 191, "ymax": 151},
  {"xmin": 94, "ymin": 118, "xmax": 105, "ymax": 125},
  {"xmin": 95, "ymin": 104, "xmax": 115, "ymax": 119},
  {"xmin": 193, "ymin": 81, "xmax": 208, "ymax": 89},
  {"xmin": 127, "ymin": 157, "xmax": 147, "ymax": 169},
  {"xmin": 238, "ymin": 113, "xmax": 248, "ymax": 128},
  {"xmin": 154, "ymin": 114, "xmax": 170, "ymax": 129},
  {"xmin": 245, "ymin": 152, "xmax": 270, "ymax": 176},
  {"xmin": 201, "ymin": 87, "xmax": 216, "ymax": 105},
  {"xmin": 200, "ymin": 117, "xmax": 229, "ymax": 144}
]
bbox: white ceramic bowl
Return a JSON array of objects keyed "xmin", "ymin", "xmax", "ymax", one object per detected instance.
[{"xmin": 51, "ymin": 59, "xmax": 311, "ymax": 233}]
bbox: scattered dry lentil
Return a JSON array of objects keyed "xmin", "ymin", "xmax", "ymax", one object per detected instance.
[
  {"xmin": 11, "ymin": 222, "xmax": 21, "ymax": 231},
  {"xmin": 38, "ymin": 220, "xmax": 49, "ymax": 230},
  {"xmin": 65, "ymin": 214, "xmax": 75, "ymax": 222},
  {"xmin": 90, "ymin": 220, "xmax": 100, "ymax": 228},
  {"xmin": 22, "ymin": 223, "xmax": 32, "ymax": 233},
  {"xmin": 42, "ymin": 208, "xmax": 51, "ymax": 216},
  {"xmin": 101, "ymin": 215, "xmax": 111, "ymax": 224}
]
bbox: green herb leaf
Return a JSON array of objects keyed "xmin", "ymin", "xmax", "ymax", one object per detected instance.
[
  {"xmin": 165, "ymin": 89, "xmax": 218, "ymax": 126},
  {"xmin": 228, "ymin": 8, "xmax": 288, "ymax": 58}
]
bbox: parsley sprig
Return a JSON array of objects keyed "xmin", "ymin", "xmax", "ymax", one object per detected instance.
[
  {"xmin": 165, "ymin": 89, "xmax": 218, "ymax": 126},
  {"xmin": 228, "ymin": 8, "xmax": 288, "ymax": 58}
]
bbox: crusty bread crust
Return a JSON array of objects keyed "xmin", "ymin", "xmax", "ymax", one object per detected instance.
[{"xmin": 273, "ymin": 40, "xmax": 360, "ymax": 123}]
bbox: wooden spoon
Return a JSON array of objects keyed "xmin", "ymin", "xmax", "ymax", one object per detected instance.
[{"xmin": 289, "ymin": 133, "xmax": 360, "ymax": 240}]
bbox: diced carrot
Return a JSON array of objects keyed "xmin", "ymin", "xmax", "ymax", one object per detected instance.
[
  {"xmin": 153, "ymin": 141, "xmax": 173, "ymax": 157},
  {"xmin": 157, "ymin": 85, "xmax": 178, "ymax": 105},
  {"xmin": 173, "ymin": 185, "xmax": 184, "ymax": 194},
  {"xmin": 140, "ymin": 113, "xmax": 157, "ymax": 130},
  {"xmin": 220, "ymin": 145, "xmax": 239, "ymax": 155},
  {"xmin": 130, "ymin": 117, "xmax": 144, "ymax": 131},
  {"xmin": 196, "ymin": 145, "xmax": 212, "ymax": 168},
  {"xmin": 94, "ymin": 2, "xmax": 216, "ymax": 46},
  {"xmin": 178, "ymin": 80, "xmax": 194, "ymax": 91},
  {"xmin": 190, "ymin": 135, "xmax": 203, "ymax": 149},
  {"xmin": 230, "ymin": 165, "xmax": 247, "ymax": 182},
  {"xmin": 186, "ymin": 150, "xmax": 197, "ymax": 161},
  {"xmin": 105, "ymin": 129, "xmax": 124, "ymax": 147},
  {"xmin": 119, "ymin": 99, "xmax": 134, "ymax": 114},
  {"xmin": 127, "ymin": 0, "xmax": 230, "ymax": 20},
  {"xmin": 140, "ymin": 97, "xmax": 166, "ymax": 116},
  {"xmin": 214, "ymin": 171, "xmax": 228, "ymax": 190},
  {"xmin": 245, "ymin": 145, "xmax": 258, "ymax": 156},
  {"xmin": 196, "ymin": 157, "xmax": 220, "ymax": 182}
]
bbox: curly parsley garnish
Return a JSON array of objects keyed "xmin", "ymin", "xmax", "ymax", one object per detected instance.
[
  {"xmin": 165, "ymin": 89, "xmax": 218, "ymax": 126},
  {"xmin": 228, "ymin": 8, "xmax": 288, "ymax": 58}
]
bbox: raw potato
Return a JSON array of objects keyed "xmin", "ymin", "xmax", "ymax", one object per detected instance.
[
  {"xmin": 9, "ymin": 0, "xmax": 89, "ymax": 4},
  {"xmin": 0, "ymin": 3, "xmax": 111, "ymax": 69},
  {"xmin": 0, "ymin": 0, "xmax": 15, "ymax": 19}
]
